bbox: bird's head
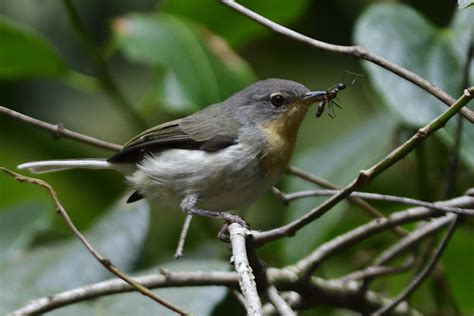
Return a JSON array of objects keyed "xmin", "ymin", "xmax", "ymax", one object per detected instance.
[{"xmin": 227, "ymin": 78, "xmax": 326, "ymax": 137}]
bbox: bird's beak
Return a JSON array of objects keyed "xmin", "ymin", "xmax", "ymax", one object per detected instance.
[{"xmin": 302, "ymin": 91, "xmax": 327, "ymax": 105}]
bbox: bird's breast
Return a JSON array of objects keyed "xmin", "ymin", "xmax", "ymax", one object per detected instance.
[{"xmin": 258, "ymin": 113, "xmax": 304, "ymax": 180}]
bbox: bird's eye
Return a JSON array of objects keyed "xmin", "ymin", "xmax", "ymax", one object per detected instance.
[{"xmin": 270, "ymin": 93, "xmax": 285, "ymax": 107}]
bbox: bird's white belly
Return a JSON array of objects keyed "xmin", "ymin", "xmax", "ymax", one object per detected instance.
[{"xmin": 127, "ymin": 144, "xmax": 277, "ymax": 211}]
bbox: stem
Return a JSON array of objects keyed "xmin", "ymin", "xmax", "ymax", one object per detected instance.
[
  {"xmin": 0, "ymin": 106, "xmax": 122, "ymax": 152},
  {"xmin": 1, "ymin": 168, "xmax": 188, "ymax": 316},
  {"xmin": 373, "ymin": 216, "xmax": 458, "ymax": 315}
]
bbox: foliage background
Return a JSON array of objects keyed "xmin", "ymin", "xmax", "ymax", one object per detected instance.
[{"xmin": 0, "ymin": 0, "xmax": 473, "ymax": 314}]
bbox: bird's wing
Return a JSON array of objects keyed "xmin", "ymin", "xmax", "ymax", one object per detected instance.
[{"xmin": 108, "ymin": 106, "xmax": 240, "ymax": 163}]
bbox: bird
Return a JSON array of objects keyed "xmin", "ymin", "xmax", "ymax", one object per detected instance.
[{"xmin": 18, "ymin": 78, "xmax": 326, "ymax": 223}]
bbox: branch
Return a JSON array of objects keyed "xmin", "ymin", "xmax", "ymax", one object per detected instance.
[
  {"xmin": 252, "ymin": 87, "xmax": 474, "ymax": 245},
  {"xmin": 373, "ymin": 215, "xmax": 453, "ymax": 266},
  {"xmin": 0, "ymin": 106, "xmax": 122, "ymax": 152},
  {"xmin": 228, "ymin": 223, "xmax": 262, "ymax": 315},
  {"xmin": 11, "ymin": 267, "xmax": 421, "ymax": 315},
  {"xmin": 285, "ymin": 166, "xmax": 408, "ymax": 237},
  {"xmin": 335, "ymin": 258, "xmax": 414, "ymax": 283},
  {"xmin": 220, "ymin": 0, "xmax": 474, "ymax": 123},
  {"xmin": 292, "ymin": 195, "xmax": 473, "ymax": 277},
  {"xmin": 338, "ymin": 216, "xmax": 453, "ymax": 288},
  {"xmin": 265, "ymin": 286, "xmax": 296, "ymax": 316},
  {"xmin": 268, "ymin": 269, "xmax": 421, "ymax": 315},
  {"xmin": 373, "ymin": 215, "xmax": 459, "ymax": 315},
  {"xmin": 1, "ymin": 168, "xmax": 188, "ymax": 316},
  {"xmin": 279, "ymin": 189, "xmax": 474, "ymax": 216},
  {"xmin": 10, "ymin": 271, "xmax": 238, "ymax": 315}
]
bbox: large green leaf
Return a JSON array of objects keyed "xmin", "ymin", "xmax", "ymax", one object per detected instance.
[
  {"xmin": 354, "ymin": 4, "xmax": 474, "ymax": 169},
  {"xmin": 113, "ymin": 13, "xmax": 255, "ymax": 113},
  {"xmin": 161, "ymin": 0, "xmax": 310, "ymax": 48},
  {"xmin": 0, "ymin": 198, "xmax": 150, "ymax": 314},
  {"xmin": 283, "ymin": 111, "xmax": 400, "ymax": 262},
  {"xmin": 54, "ymin": 260, "xmax": 230, "ymax": 316},
  {"xmin": 0, "ymin": 16, "xmax": 67, "ymax": 79}
]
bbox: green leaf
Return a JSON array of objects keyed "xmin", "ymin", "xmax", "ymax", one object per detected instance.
[
  {"xmin": 0, "ymin": 198, "xmax": 150, "ymax": 314},
  {"xmin": 0, "ymin": 202, "xmax": 50, "ymax": 258},
  {"xmin": 458, "ymin": 0, "xmax": 474, "ymax": 9},
  {"xmin": 161, "ymin": 0, "xmax": 310, "ymax": 48},
  {"xmin": 113, "ymin": 13, "xmax": 255, "ymax": 113},
  {"xmin": 354, "ymin": 4, "xmax": 474, "ymax": 169},
  {"xmin": 50, "ymin": 260, "xmax": 230, "ymax": 316},
  {"xmin": 0, "ymin": 16, "xmax": 67, "ymax": 79},
  {"xmin": 283, "ymin": 111, "xmax": 400, "ymax": 262}
]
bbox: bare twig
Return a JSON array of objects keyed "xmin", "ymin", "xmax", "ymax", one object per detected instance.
[
  {"xmin": 357, "ymin": 217, "xmax": 452, "ymax": 291},
  {"xmin": 11, "ymin": 266, "xmax": 422, "ymax": 315},
  {"xmin": 335, "ymin": 257, "xmax": 414, "ymax": 283},
  {"xmin": 280, "ymin": 189, "xmax": 474, "ymax": 216},
  {"xmin": 0, "ymin": 168, "xmax": 188, "ymax": 316},
  {"xmin": 285, "ymin": 166, "xmax": 408, "ymax": 237},
  {"xmin": 374, "ymin": 216, "xmax": 453, "ymax": 266},
  {"xmin": 0, "ymin": 106, "xmax": 122, "ymax": 152},
  {"xmin": 373, "ymin": 215, "xmax": 459, "ymax": 315},
  {"xmin": 252, "ymin": 88, "xmax": 474, "ymax": 245},
  {"xmin": 291, "ymin": 195, "xmax": 473, "ymax": 277},
  {"xmin": 267, "ymin": 268, "xmax": 421, "ymax": 315},
  {"xmin": 175, "ymin": 215, "xmax": 193, "ymax": 259},
  {"xmin": 61, "ymin": 0, "xmax": 145, "ymax": 129},
  {"xmin": 228, "ymin": 223, "xmax": 262, "ymax": 316},
  {"xmin": 220, "ymin": 0, "xmax": 474, "ymax": 123},
  {"xmin": 266, "ymin": 286, "xmax": 296, "ymax": 316},
  {"xmin": 10, "ymin": 271, "xmax": 238, "ymax": 315}
]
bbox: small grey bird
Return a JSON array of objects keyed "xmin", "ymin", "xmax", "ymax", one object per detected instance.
[{"xmin": 18, "ymin": 79, "xmax": 326, "ymax": 221}]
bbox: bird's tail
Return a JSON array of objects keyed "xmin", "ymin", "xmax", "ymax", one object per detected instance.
[{"xmin": 18, "ymin": 158, "xmax": 113, "ymax": 174}]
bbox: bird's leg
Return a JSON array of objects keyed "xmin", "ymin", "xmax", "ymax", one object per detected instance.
[
  {"xmin": 175, "ymin": 214, "xmax": 193, "ymax": 259},
  {"xmin": 180, "ymin": 195, "xmax": 249, "ymax": 228}
]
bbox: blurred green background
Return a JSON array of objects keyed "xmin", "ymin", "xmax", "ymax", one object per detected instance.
[{"xmin": 1, "ymin": 0, "xmax": 473, "ymax": 315}]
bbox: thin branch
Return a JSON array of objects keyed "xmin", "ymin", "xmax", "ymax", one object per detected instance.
[
  {"xmin": 261, "ymin": 292, "xmax": 300, "ymax": 315},
  {"xmin": 335, "ymin": 257, "xmax": 414, "ymax": 283},
  {"xmin": 11, "ymin": 266, "xmax": 422, "ymax": 316},
  {"xmin": 220, "ymin": 0, "xmax": 474, "ymax": 123},
  {"xmin": 268, "ymin": 268, "xmax": 421, "ymax": 315},
  {"xmin": 266, "ymin": 286, "xmax": 296, "ymax": 316},
  {"xmin": 280, "ymin": 189, "xmax": 474, "ymax": 216},
  {"xmin": 291, "ymin": 196, "xmax": 473, "ymax": 277},
  {"xmin": 61, "ymin": 0, "xmax": 145, "ymax": 129},
  {"xmin": 0, "ymin": 106, "xmax": 122, "ymax": 152},
  {"xmin": 228, "ymin": 223, "xmax": 262, "ymax": 316},
  {"xmin": 10, "ymin": 271, "xmax": 238, "ymax": 315},
  {"xmin": 357, "ymin": 217, "xmax": 452, "ymax": 291},
  {"xmin": 286, "ymin": 166, "xmax": 408, "ymax": 237},
  {"xmin": 1, "ymin": 168, "xmax": 188, "ymax": 316},
  {"xmin": 175, "ymin": 214, "xmax": 193, "ymax": 259},
  {"xmin": 252, "ymin": 88, "xmax": 474, "ymax": 246},
  {"xmin": 373, "ymin": 215, "xmax": 459, "ymax": 315},
  {"xmin": 373, "ymin": 216, "xmax": 453, "ymax": 266}
]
